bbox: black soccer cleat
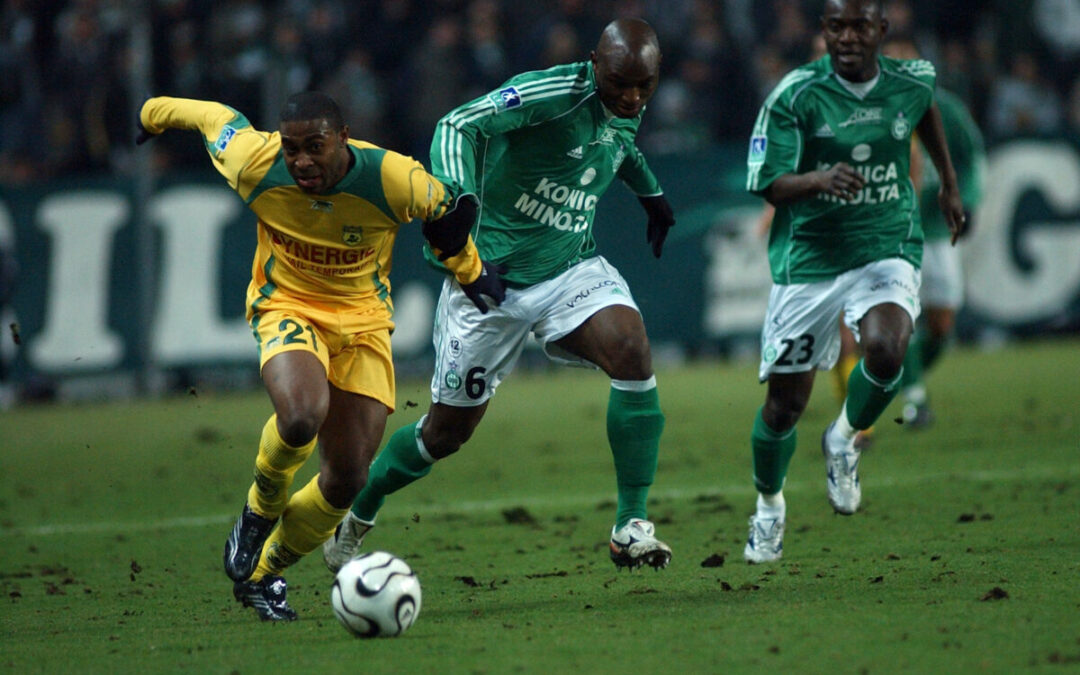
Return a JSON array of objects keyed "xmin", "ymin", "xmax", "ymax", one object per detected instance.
[
  {"xmin": 233, "ymin": 575, "xmax": 297, "ymax": 621},
  {"xmin": 223, "ymin": 504, "xmax": 277, "ymax": 582}
]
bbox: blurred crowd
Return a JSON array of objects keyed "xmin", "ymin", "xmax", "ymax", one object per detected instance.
[{"xmin": 2, "ymin": 0, "xmax": 1080, "ymax": 184}]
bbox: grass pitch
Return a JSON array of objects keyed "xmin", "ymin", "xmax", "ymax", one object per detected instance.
[{"xmin": 2, "ymin": 338, "xmax": 1078, "ymax": 674}]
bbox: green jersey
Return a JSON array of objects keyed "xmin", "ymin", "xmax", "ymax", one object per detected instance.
[
  {"xmin": 747, "ymin": 55, "xmax": 936, "ymax": 283},
  {"xmin": 429, "ymin": 61, "xmax": 663, "ymax": 287},
  {"xmin": 919, "ymin": 88, "xmax": 985, "ymax": 241}
]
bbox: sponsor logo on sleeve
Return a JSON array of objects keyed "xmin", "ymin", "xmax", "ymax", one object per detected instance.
[
  {"xmin": 749, "ymin": 136, "xmax": 768, "ymax": 164},
  {"xmin": 214, "ymin": 125, "xmax": 236, "ymax": 153},
  {"xmin": 488, "ymin": 86, "xmax": 522, "ymax": 112}
]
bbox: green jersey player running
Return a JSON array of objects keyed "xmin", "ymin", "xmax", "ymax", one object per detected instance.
[
  {"xmin": 886, "ymin": 38, "xmax": 987, "ymax": 429},
  {"xmin": 742, "ymin": 0, "xmax": 965, "ymax": 563},
  {"xmin": 324, "ymin": 18, "xmax": 676, "ymax": 571}
]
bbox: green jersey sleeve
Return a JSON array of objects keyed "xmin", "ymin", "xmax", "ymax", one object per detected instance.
[
  {"xmin": 746, "ymin": 67, "xmax": 823, "ymax": 194},
  {"xmin": 431, "ymin": 65, "xmax": 590, "ymax": 198}
]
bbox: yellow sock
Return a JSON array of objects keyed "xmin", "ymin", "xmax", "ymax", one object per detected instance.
[
  {"xmin": 252, "ymin": 475, "xmax": 347, "ymax": 580},
  {"xmin": 832, "ymin": 354, "xmax": 858, "ymax": 404},
  {"xmin": 247, "ymin": 415, "xmax": 317, "ymax": 520}
]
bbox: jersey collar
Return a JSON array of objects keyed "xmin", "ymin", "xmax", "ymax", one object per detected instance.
[{"xmin": 833, "ymin": 61, "xmax": 881, "ymax": 100}]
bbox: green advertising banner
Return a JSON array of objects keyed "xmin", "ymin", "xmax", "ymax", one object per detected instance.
[{"xmin": 1, "ymin": 140, "xmax": 1078, "ymax": 398}]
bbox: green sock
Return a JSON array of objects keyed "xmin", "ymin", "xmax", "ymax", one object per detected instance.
[
  {"xmin": 751, "ymin": 407, "xmax": 797, "ymax": 495},
  {"xmin": 351, "ymin": 420, "xmax": 432, "ymax": 522},
  {"xmin": 900, "ymin": 328, "xmax": 924, "ymax": 390},
  {"xmin": 845, "ymin": 359, "xmax": 903, "ymax": 430},
  {"xmin": 607, "ymin": 382, "xmax": 664, "ymax": 530}
]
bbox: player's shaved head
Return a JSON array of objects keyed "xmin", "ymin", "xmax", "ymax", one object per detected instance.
[
  {"xmin": 280, "ymin": 91, "xmax": 345, "ymax": 129},
  {"xmin": 595, "ymin": 18, "xmax": 660, "ymax": 60},
  {"xmin": 591, "ymin": 19, "xmax": 661, "ymax": 119}
]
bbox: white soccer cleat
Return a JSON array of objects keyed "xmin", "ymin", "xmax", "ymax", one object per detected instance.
[
  {"xmin": 743, "ymin": 512, "xmax": 785, "ymax": 563},
  {"xmin": 822, "ymin": 422, "xmax": 862, "ymax": 515},
  {"xmin": 323, "ymin": 511, "xmax": 375, "ymax": 574},
  {"xmin": 609, "ymin": 518, "xmax": 672, "ymax": 570}
]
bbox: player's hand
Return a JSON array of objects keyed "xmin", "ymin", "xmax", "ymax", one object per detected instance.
[
  {"xmin": 639, "ymin": 195, "xmax": 675, "ymax": 258},
  {"xmin": 939, "ymin": 184, "xmax": 966, "ymax": 245},
  {"xmin": 820, "ymin": 163, "xmax": 865, "ymax": 201},
  {"xmin": 461, "ymin": 260, "xmax": 507, "ymax": 314}
]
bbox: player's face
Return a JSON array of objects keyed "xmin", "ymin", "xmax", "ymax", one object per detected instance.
[
  {"xmin": 821, "ymin": 0, "xmax": 887, "ymax": 82},
  {"xmin": 592, "ymin": 47, "xmax": 659, "ymax": 118},
  {"xmin": 280, "ymin": 119, "xmax": 351, "ymax": 194}
]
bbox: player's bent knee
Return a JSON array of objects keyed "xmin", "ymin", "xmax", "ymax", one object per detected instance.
[
  {"xmin": 862, "ymin": 338, "xmax": 906, "ymax": 377},
  {"xmin": 604, "ymin": 340, "xmax": 652, "ymax": 380},
  {"xmin": 276, "ymin": 412, "xmax": 322, "ymax": 448},
  {"xmin": 423, "ymin": 432, "xmax": 468, "ymax": 460}
]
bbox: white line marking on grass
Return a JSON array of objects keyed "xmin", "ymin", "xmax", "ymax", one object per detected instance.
[{"xmin": 3, "ymin": 464, "xmax": 1074, "ymax": 538}]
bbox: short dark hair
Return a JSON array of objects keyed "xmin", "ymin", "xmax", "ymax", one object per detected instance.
[
  {"xmin": 825, "ymin": 0, "xmax": 885, "ymax": 16},
  {"xmin": 279, "ymin": 91, "xmax": 345, "ymax": 128}
]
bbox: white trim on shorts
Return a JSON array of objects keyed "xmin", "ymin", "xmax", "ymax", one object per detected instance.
[
  {"xmin": 430, "ymin": 256, "xmax": 640, "ymax": 406},
  {"xmin": 757, "ymin": 258, "xmax": 921, "ymax": 381}
]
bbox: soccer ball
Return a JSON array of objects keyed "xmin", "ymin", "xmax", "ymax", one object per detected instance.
[{"xmin": 331, "ymin": 551, "xmax": 422, "ymax": 638}]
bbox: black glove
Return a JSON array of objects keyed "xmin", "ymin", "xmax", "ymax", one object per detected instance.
[
  {"xmin": 461, "ymin": 260, "xmax": 507, "ymax": 314},
  {"xmin": 639, "ymin": 195, "xmax": 675, "ymax": 258}
]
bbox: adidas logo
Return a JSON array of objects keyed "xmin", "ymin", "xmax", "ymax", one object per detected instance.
[
  {"xmin": 814, "ymin": 124, "xmax": 835, "ymax": 138},
  {"xmin": 566, "ymin": 146, "xmax": 583, "ymax": 159}
]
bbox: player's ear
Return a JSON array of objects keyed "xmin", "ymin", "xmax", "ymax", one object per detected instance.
[{"xmin": 339, "ymin": 125, "xmax": 349, "ymax": 146}]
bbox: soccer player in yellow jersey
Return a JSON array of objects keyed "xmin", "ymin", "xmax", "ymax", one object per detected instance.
[{"xmin": 137, "ymin": 91, "xmax": 505, "ymax": 620}]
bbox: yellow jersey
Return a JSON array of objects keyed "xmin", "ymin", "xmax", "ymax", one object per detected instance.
[{"xmin": 140, "ymin": 96, "xmax": 461, "ymax": 319}]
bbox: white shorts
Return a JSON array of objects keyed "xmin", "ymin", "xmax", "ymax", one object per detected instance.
[
  {"xmin": 430, "ymin": 256, "xmax": 640, "ymax": 406},
  {"xmin": 920, "ymin": 239, "xmax": 963, "ymax": 309},
  {"xmin": 758, "ymin": 258, "xmax": 921, "ymax": 381}
]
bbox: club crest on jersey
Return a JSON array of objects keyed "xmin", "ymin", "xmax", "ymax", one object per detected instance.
[
  {"xmin": 891, "ymin": 112, "xmax": 911, "ymax": 140},
  {"xmin": 489, "ymin": 86, "xmax": 522, "ymax": 112},
  {"xmin": 342, "ymin": 225, "xmax": 363, "ymax": 246},
  {"xmin": 214, "ymin": 125, "xmax": 236, "ymax": 153}
]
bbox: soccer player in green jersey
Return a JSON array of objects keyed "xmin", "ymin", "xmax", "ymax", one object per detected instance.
[
  {"xmin": 742, "ymin": 0, "xmax": 965, "ymax": 563},
  {"xmin": 136, "ymin": 92, "xmax": 503, "ymax": 619},
  {"xmin": 324, "ymin": 18, "xmax": 677, "ymax": 572},
  {"xmin": 884, "ymin": 38, "xmax": 986, "ymax": 429}
]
